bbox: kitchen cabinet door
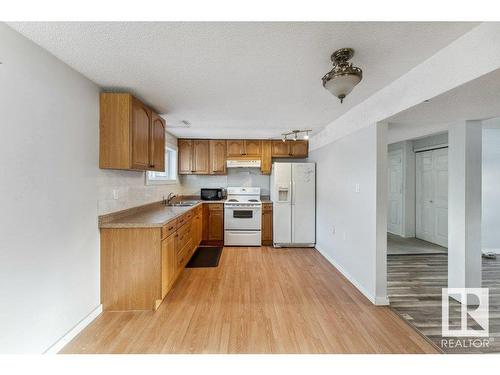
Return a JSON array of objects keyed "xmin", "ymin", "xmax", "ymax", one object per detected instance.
[
  {"xmin": 271, "ymin": 140, "xmax": 290, "ymax": 157},
  {"xmin": 210, "ymin": 140, "xmax": 227, "ymax": 174},
  {"xmin": 226, "ymin": 140, "xmax": 245, "ymax": 157},
  {"xmin": 161, "ymin": 233, "xmax": 176, "ymax": 298},
  {"xmin": 131, "ymin": 97, "xmax": 152, "ymax": 169},
  {"xmin": 244, "ymin": 140, "xmax": 262, "ymax": 157},
  {"xmin": 178, "ymin": 139, "xmax": 193, "ymax": 174},
  {"xmin": 261, "ymin": 140, "xmax": 272, "ymax": 175},
  {"xmin": 206, "ymin": 204, "xmax": 224, "ymax": 241},
  {"xmin": 192, "ymin": 140, "xmax": 210, "ymax": 174},
  {"xmin": 290, "ymin": 140, "xmax": 308, "ymax": 158},
  {"xmin": 262, "ymin": 203, "xmax": 273, "ymax": 245},
  {"xmin": 150, "ymin": 113, "xmax": 165, "ymax": 172}
]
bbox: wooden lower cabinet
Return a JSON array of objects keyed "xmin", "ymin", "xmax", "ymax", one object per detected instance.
[
  {"xmin": 161, "ymin": 232, "xmax": 176, "ymax": 299},
  {"xmin": 262, "ymin": 203, "xmax": 273, "ymax": 246},
  {"xmin": 202, "ymin": 203, "xmax": 224, "ymax": 245},
  {"xmin": 101, "ymin": 204, "xmax": 204, "ymax": 312}
]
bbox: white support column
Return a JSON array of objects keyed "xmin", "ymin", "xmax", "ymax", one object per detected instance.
[
  {"xmin": 375, "ymin": 122, "xmax": 389, "ymax": 305},
  {"xmin": 448, "ymin": 120, "xmax": 482, "ymax": 303}
]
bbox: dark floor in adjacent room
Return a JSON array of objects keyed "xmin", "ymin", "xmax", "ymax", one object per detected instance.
[
  {"xmin": 388, "ymin": 253, "xmax": 500, "ymax": 353},
  {"xmin": 387, "ymin": 233, "xmax": 447, "ymax": 255}
]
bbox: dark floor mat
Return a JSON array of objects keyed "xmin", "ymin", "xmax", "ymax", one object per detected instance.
[{"xmin": 185, "ymin": 246, "xmax": 223, "ymax": 268}]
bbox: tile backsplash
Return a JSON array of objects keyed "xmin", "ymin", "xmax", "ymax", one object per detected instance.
[
  {"xmin": 98, "ymin": 169, "xmax": 183, "ymax": 215},
  {"xmin": 180, "ymin": 168, "xmax": 270, "ymax": 196}
]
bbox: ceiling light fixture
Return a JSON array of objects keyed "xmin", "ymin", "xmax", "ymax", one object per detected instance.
[
  {"xmin": 281, "ymin": 129, "xmax": 312, "ymax": 142},
  {"xmin": 322, "ymin": 48, "xmax": 363, "ymax": 104}
]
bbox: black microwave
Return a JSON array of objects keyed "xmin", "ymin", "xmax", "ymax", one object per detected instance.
[{"xmin": 200, "ymin": 188, "xmax": 225, "ymax": 201}]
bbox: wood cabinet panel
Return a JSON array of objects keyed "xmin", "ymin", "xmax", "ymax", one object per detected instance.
[
  {"xmin": 271, "ymin": 140, "xmax": 309, "ymax": 158},
  {"xmin": 178, "ymin": 139, "xmax": 193, "ymax": 174},
  {"xmin": 226, "ymin": 140, "xmax": 245, "ymax": 157},
  {"xmin": 150, "ymin": 113, "xmax": 165, "ymax": 172},
  {"xmin": 202, "ymin": 203, "xmax": 224, "ymax": 243},
  {"xmin": 210, "ymin": 140, "xmax": 227, "ymax": 174},
  {"xmin": 290, "ymin": 140, "xmax": 309, "ymax": 158},
  {"xmin": 262, "ymin": 203, "xmax": 273, "ymax": 246},
  {"xmin": 261, "ymin": 140, "xmax": 272, "ymax": 175},
  {"xmin": 131, "ymin": 98, "xmax": 152, "ymax": 169},
  {"xmin": 161, "ymin": 233, "xmax": 176, "ymax": 299},
  {"xmin": 101, "ymin": 228, "xmax": 161, "ymax": 311},
  {"xmin": 100, "ymin": 93, "xmax": 165, "ymax": 171},
  {"xmin": 192, "ymin": 140, "xmax": 210, "ymax": 174},
  {"xmin": 271, "ymin": 140, "xmax": 290, "ymax": 157},
  {"xmin": 244, "ymin": 140, "xmax": 262, "ymax": 157}
]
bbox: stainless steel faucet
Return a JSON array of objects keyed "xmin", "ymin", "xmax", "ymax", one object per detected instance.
[{"xmin": 164, "ymin": 192, "xmax": 177, "ymax": 205}]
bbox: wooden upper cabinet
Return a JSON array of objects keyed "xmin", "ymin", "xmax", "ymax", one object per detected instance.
[
  {"xmin": 99, "ymin": 93, "xmax": 165, "ymax": 171},
  {"xmin": 210, "ymin": 140, "xmax": 227, "ymax": 174},
  {"xmin": 271, "ymin": 140, "xmax": 290, "ymax": 157},
  {"xmin": 150, "ymin": 113, "xmax": 165, "ymax": 172},
  {"xmin": 244, "ymin": 140, "xmax": 262, "ymax": 157},
  {"xmin": 178, "ymin": 139, "xmax": 193, "ymax": 174},
  {"xmin": 271, "ymin": 140, "xmax": 309, "ymax": 158},
  {"xmin": 261, "ymin": 140, "xmax": 272, "ymax": 175},
  {"xmin": 290, "ymin": 140, "xmax": 309, "ymax": 158},
  {"xmin": 226, "ymin": 140, "xmax": 245, "ymax": 157},
  {"xmin": 226, "ymin": 140, "xmax": 261, "ymax": 158},
  {"xmin": 192, "ymin": 140, "xmax": 210, "ymax": 174}
]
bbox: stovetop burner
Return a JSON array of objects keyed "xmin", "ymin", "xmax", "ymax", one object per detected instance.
[
  {"xmin": 227, "ymin": 199, "xmax": 239, "ymax": 202},
  {"xmin": 248, "ymin": 199, "xmax": 259, "ymax": 202}
]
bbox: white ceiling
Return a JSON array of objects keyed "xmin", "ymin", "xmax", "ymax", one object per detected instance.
[
  {"xmin": 8, "ymin": 22, "xmax": 478, "ymax": 138},
  {"xmin": 386, "ymin": 68, "xmax": 500, "ymax": 128}
]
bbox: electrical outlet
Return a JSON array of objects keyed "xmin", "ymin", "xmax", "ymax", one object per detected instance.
[
  {"xmin": 343, "ymin": 231, "xmax": 347, "ymax": 240},
  {"xmin": 113, "ymin": 189, "xmax": 119, "ymax": 200},
  {"xmin": 355, "ymin": 183, "xmax": 360, "ymax": 193}
]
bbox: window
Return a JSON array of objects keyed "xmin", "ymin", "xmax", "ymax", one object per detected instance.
[{"xmin": 146, "ymin": 146, "xmax": 178, "ymax": 185}]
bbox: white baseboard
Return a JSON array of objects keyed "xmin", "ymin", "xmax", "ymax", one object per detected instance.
[
  {"xmin": 315, "ymin": 246, "xmax": 388, "ymax": 306},
  {"xmin": 44, "ymin": 304, "xmax": 103, "ymax": 354},
  {"xmin": 483, "ymin": 248, "xmax": 500, "ymax": 255}
]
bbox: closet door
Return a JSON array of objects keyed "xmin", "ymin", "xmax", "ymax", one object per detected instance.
[{"xmin": 416, "ymin": 148, "xmax": 448, "ymax": 247}]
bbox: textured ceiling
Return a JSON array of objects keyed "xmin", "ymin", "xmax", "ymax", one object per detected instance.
[
  {"xmin": 386, "ymin": 68, "xmax": 500, "ymax": 127},
  {"xmin": 9, "ymin": 22, "xmax": 478, "ymax": 138}
]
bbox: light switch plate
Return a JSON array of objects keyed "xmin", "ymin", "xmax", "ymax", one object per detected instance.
[{"xmin": 355, "ymin": 183, "xmax": 360, "ymax": 193}]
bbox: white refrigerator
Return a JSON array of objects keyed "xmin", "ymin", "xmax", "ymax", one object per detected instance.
[{"xmin": 270, "ymin": 162, "xmax": 315, "ymax": 247}]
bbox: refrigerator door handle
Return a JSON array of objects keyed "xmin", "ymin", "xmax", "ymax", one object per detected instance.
[{"xmin": 291, "ymin": 181, "xmax": 295, "ymax": 205}]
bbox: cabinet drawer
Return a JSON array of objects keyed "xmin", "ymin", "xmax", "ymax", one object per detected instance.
[
  {"xmin": 176, "ymin": 222, "xmax": 192, "ymax": 249},
  {"xmin": 176, "ymin": 239, "xmax": 193, "ymax": 268},
  {"xmin": 176, "ymin": 214, "xmax": 187, "ymax": 229},
  {"xmin": 185, "ymin": 210, "xmax": 193, "ymax": 221},
  {"xmin": 161, "ymin": 219, "xmax": 177, "ymax": 239}
]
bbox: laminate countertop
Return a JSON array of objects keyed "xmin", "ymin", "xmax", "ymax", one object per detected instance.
[{"xmin": 99, "ymin": 198, "xmax": 272, "ymax": 229}]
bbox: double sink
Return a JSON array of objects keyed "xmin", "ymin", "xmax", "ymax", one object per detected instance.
[{"xmin": 166, "ymin": 200, "xmax": 199, "ymax": 207}]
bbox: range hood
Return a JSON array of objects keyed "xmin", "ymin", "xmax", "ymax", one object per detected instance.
[{"xmin": 226, "ymin": 159, "xmax": 261, "ymax": 168}]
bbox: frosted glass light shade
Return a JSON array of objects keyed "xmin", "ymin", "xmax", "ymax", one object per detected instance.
[{"xmin": 324, "ymin": 74, "xmax": 362, "ymax": 100}]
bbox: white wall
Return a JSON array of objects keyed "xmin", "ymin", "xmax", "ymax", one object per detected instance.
[
  {"xmin": 482, "ymin": 126, "xmax": 500, "ymax": 252},
  {"xmin": 0, "ymin": 24, "xmax": 101, "ymax": 353},
  {"xmin": 309, "ymin": 124, "xmax": 387, "ymax": 304},
  {"xmin": 98, "ymin": 132, "xmax": 183, "ymax": 215}
]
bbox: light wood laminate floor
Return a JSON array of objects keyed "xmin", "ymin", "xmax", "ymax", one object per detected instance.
[{"xmin": 61, "ymin": 247, "xmax": 437, "ymax": 354}]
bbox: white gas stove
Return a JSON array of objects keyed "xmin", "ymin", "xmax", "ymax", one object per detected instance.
[{"xmin": 224, "ymin": 187, "xmax": 262, "ymax": 246}]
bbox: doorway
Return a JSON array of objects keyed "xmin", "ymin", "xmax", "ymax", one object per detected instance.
[{"xmin": 415, "ymin": 147, "xmax": 448, "ymax": 247}]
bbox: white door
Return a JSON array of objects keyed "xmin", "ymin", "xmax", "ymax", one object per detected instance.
[
  {"xmin": 387, "ymin": 149, "xmax": 403, "ymax": 235},
  {"xmin": 272, "ymin": 163, "xmax": 292, "ymax": 244},
  {"xmin": 291, "ymin": 163, "xmax": 316, "ymax": 245},
  {"xmin": 416, "ymin": 148, "xmax": 448, "ymax": 247}
]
